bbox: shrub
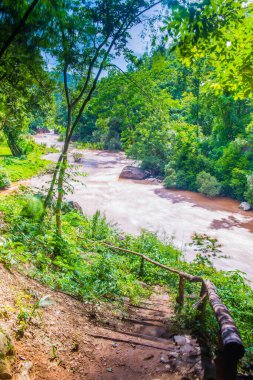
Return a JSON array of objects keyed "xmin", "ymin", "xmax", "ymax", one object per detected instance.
[
  {"xmin": 0, "ymin": 167, "xmax": 11, "ymax": 189},
  {"xmin": 104, "ymin": 136, "xmax": 121, "ymax": 151},
  {"xmin": 244, "ymin": 173, "xmax": 253, "ymax": 205},
  {"xmin": 164, "ymin": 167, "xmax": 177, "ymax": 188},
  {"xmin": 20, "ymin": 195, "xmax": 43, "ymax": 221},
  {"xmin": 73, "ymin": 152, "xmax": 83, "ymax": 163},
  {"xmin": 196, "ymin": 171, "xmax": 221, "ymax": 198}
]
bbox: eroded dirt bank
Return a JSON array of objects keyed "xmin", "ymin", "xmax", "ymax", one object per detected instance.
[
  {"xmin": 32, "ymin": 133, "xmax": 253, "ymax": 282},
  {"xmin": 0, "ymin": 265, "xmax": 205, "ymax": 380}
]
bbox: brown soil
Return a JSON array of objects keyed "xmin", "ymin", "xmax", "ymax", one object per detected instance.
[
  {"xmin": 0, "ymin": 265, "xmax": 205, "ymax": 380},
  {"xmin": 0, "ymin": 181, "xmax": 29, "ymax": 197}
]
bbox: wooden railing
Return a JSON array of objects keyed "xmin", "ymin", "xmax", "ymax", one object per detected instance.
[{"xmin": 91, "ymin": 240, "xmax": 245, "ymax": 380}]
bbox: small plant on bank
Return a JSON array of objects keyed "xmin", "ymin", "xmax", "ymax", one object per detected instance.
[
  {"xmin": 164, "ymin": 166, "xmax": 177, "ymax": 188},
  {"xmin": 189, "ymin": 233, "xmax": 224, "ymax": 267},
  {"xmin": 0, "ymin": 167, "xmax": 11, "ymax": 189},
  {"xmin": 73, "ymin": 152, "xmax": 83, "ymax": 163},
  {"xmin": 16, "ymin": 294, "xmax": 54, "ymax": 339}
]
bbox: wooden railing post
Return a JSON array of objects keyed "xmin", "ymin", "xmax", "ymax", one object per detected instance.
[
  {"xmin": 196, "ymin": 282, "xmax": 207, "ymax": 323},
  {"xmin": 176, "ymin": 276, "xmax": 185, "ymax": 308},
  {"xmin": 215, "ymin": 338, "xmax": 240, "ymax": 380},
  {"xmin": 139, "ymin": 256, "xmax": 144, "ymax": 277}
]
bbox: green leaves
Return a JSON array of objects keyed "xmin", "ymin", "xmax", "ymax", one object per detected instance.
[{"xmin": 166, "ymin": 0, "xmax": 253, "ymax": 97}]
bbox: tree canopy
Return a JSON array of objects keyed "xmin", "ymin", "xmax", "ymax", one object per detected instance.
[{"xmin": 166, "ymin": 0, "xmax": 253, "ymax": 98}]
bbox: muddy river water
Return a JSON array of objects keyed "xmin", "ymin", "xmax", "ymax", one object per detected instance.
[{"xmin": 33, "ymin": 133, "xmax": 253, "ymax": 283}]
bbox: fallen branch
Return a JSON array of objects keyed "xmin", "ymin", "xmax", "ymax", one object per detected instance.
[{"xmin": 87, "ymin": 333, "xmax": 178, "ymax": 352}]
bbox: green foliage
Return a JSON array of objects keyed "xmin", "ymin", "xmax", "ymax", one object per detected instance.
[
  {"xmin": 0, "ymin": 167, "xmax": 11, "ymax": 189},
  {"xmin": 166, "ymin": 0, "xmax": 253, "ymax": 98},
  {"xmin": 164, "ymin": 166, "xmax": 177, "ymax": 188},
  {"xmin": 196, "ymin": 171, "xmax": 221, "ymax": 198},
  {"xmin": 72, "ymin": 152, "xmax": 83, "ymax": 163},
  {"xmin": 190, "ymin": 233, "xmax": 223, "ymax": 267},
  {"xmin": 230, "ymin": 168, "xmax": 248, "ymax": 200},
  {"xmin": 20, "ymin": 195, "xmax": 43, "ymax": 221},
  {"xmin": 244, "ymin": 174, "xmax": 253, "ymax": 205}
]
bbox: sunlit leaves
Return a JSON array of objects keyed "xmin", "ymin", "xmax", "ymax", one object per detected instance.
[{"xmin": 165, "ymin": 0, "xmax": 253, "ymax": 98}]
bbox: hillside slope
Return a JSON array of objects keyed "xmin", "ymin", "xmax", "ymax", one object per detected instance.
[{"xmin": 0, "ymin": 265, "xmax": 206, "ymax": 380}]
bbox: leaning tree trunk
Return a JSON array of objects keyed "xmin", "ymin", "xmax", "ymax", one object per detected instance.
[
  {"xmin": 3, "ymin": 126, "xmax": 23, "ymax": 156},
  {"xmin": 55, "ymin": 155, "xmax": 67, "ymax": 237},
  {"xmin": 43, "ymin": 153, "xmax": 63, "ymax": 212}
]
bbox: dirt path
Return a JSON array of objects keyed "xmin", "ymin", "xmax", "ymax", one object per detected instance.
[{"xmin": 0, "ymin": 265, "xmax": 206, "ymax": 380}]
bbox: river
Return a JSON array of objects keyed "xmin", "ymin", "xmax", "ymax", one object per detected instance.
[{"xmin": 32, "ymin": 133, "xmax": 253, "ymax": 283}]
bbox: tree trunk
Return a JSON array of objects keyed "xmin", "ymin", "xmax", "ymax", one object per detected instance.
[
  {"xmin": 3, "ymin": 126, "xmax": 23, "ymax": 156},
  {"xmin": 55, "ymin": 155, "xmax": 67, "ymax": 237},
  {"xmin": 43, "ymin": 153, "xmax": 63, "ymax": 212}
]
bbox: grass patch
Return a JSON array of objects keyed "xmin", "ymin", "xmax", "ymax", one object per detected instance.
[
  {"xmin": 0, "ymin": 145, "xmax": 11, "ymax": 156},
  {"xmin": 0, "ymin": 143, "xmax": 52, "ymax": 182}
]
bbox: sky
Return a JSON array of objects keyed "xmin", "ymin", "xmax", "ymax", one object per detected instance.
[
  {"xmin": 42, "ymin": 3, "xmax": 163, "ymax": 74},
  {"xmin": 114, "ymin": 3, "xmax": 163, "ymax": 71}
]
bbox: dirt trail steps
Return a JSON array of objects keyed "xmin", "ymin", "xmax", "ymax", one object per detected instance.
[
  {"xmin": 91, "ymin": 287, "xmax": 205, "ymax": 379},
  {"xmin": 0, "ymin": 265, "xmax": 209, "ymax": 379}
]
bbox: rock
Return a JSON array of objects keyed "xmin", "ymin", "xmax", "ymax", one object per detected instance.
[
  {"xmin": 180, "ymin": 343, "xmax": 195, "ymax": 354},
  {"xmin": 143, "ymin": 354, "xmax": 154, "ymax": 360},
  {"xmin": 0, "ymin": 359, "xmax": 12, "ymax": 379},
  {"xmin": 16, "ymin": 361, "xmax": 33, "ymax": 380},
  {"xmin": 239, "ymin": 202, "xmax": 252, "ymax": 211},
  {"xmin": 174, "ymin": 335, "xmax": 187, "ymax": 346},
  {"xmin": 168, "ymin": 353, "xmax": 179, "ymax": 359},
  {"xmin": 36, "ymin": 127, "xmax": 49, "ymax": 134},
  {"xmin": 119, "ymin": 166, "xmax": 149, "ymax": 180},
  {"xmin": 0, "ymin": 332, "xmax": 13, "ymax": 357},
  {"xmin": 160, "ymin": 354, "xmax": 170, "ymax": 364},
  {"xmin": 66, "ymin": 201, "xmax": 83, "ymax": 215}
]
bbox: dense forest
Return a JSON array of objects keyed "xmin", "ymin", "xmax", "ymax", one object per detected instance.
[
  {"xmin": 71, "ymin": 52, "xmax": 253, "ymax": 200},
  {"xmin": 0, "ymin": 0, "xmax": 253, "ymax": 378}
]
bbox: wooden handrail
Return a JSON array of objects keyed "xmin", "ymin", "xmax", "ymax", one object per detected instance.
[
  {"xmin": 95, "ymin": 241, "xmax": 203, "ymax": 282},
  {"xmin": 86, "ymin": 238, "xmax": 245, "ymax": 378}
]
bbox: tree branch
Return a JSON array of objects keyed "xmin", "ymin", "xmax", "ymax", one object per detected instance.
[{"xmin": 0, "ymin": 0, "xmax": 40, "ymax": 60}]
